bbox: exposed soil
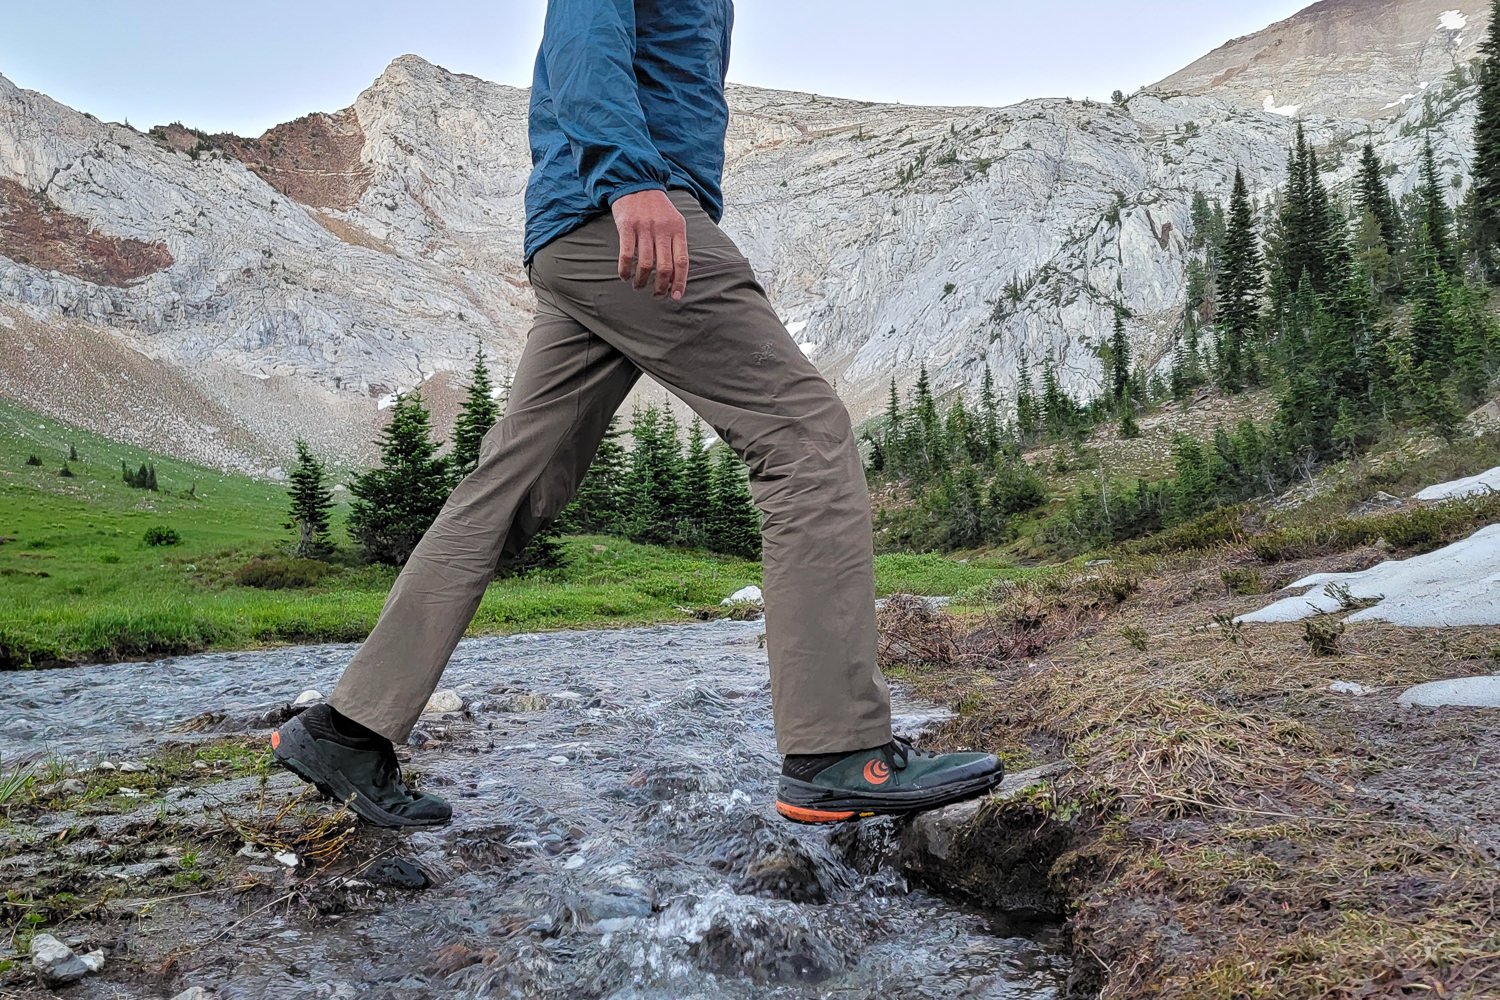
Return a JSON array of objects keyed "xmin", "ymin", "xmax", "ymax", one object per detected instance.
[
  {"xmin": 209, "ymin": 109, "xmax": 373, "ymax": 212},
  {"xmin": 0, "ymin": 180, "xmax": 172, "ymax": 287}
]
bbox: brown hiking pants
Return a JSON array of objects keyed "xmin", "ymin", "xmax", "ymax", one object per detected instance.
[{"xmin": 329, "ymin": 191, "xmax": 893, "ymax": 756}]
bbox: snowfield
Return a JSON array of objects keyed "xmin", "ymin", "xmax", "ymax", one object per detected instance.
[
  {"xmin": 1416, "ymin": 466, "xmax": 1500, "ymax": 501},
  {"xmin": 1238, "ymin": 522, "xmax": 1500, "ymax": 628}
]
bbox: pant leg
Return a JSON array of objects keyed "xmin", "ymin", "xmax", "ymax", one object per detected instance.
[
  {"xmin": 529, "ymin": 191, "xmax": 892, "ymax": 755},
  {"xmin": 329, "ymin": 288, "xmax": 641, "ymax": 741}
]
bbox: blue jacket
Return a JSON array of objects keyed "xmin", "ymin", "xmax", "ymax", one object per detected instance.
[{"xmin": 524, "ymin": 0, "xmax": 734, "ymax": 263}]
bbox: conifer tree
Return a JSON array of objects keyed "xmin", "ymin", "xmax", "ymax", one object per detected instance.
[
  {"xmin": 1214, "ymin": 168, "xmax": 1264, "ymax": 392},
  {"xmin": 286, "ymin": 439, "xmax": 335, "ymax": 558},
  {"xmin": 910, "ymin": 364, "xmax": 942, "ymax": 478},
  {"xmin": 1040, "ymin": 359, "xmax": 1076, "ymax": 438},
  {"xmin": 1108, "ymin": 309, "xmax": 1132, "ymax": 403},
  {"xmin": 562, "ymin": 417, "xmax": 630, "ymax": 534},
  {"xmin": 625, "ymin": 404, "xmax": 684, "ymax": 544},
  {"xmin": 979, "ymin": 363, "xmax": 1002, "ymax": 462},
  {"xmin": 1015, "ymin": 361, "xmax": 1041, "ymax": 442},
  {"xmin": 1419, "ymin": 134, "xmax": 1460, "ymax": 276},
  {"xmin": 348, "ymin": 391, "xmax": 451, "ymax": 565},
  {"xmin": 679, "ymin": 419, "xmax": 714, "ymax": 545},
  {"xmin": 706, "ymin": 446, "xmax": 761, "ymax": 558},
  {"xmin": 1471, "ymin": 0, "xmax": 1500, "ymax": 280},
  {"xmin": 1118, "ymin": 389, "xmax": 1141, "ymax": 439},
  {"xmin": 1356, "ymin": 142, "xmax": 1401, "ymax": 254},
  {"xmin": 450, "ymin": 347, "xmax": 500, "ymax": 480}
]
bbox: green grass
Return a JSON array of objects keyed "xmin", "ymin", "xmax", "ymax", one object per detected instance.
[{"xmin": 0, "ymin": 399, "xmax": 1014, "ymax": 667}]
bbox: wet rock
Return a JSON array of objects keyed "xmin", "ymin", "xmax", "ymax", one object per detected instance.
[
  {"xmin": 896, "ymin": 762, "xmax": 1075, "ymax": 917},
  {"xmin": 1399, "ymin": 675, "xmax": 1500, "ymax": 708},
  {"xmin": 738, "ymin": 841, "xmax": 830, "ymax": 903},
  {"xmin": 30, "ymin": 933, "xmax": 103, "ymax": 986},
  {"xmin": 424, "ymin": 689, "xmax": 465, "ymax": 714},
  {"xmin": 573, "ymin": 878, "xmax": 655, "ymax": 927},
  {"xmin": 1329, "ymin": 680, "xmax": 1374, "ymax": 696},
  {"xmin": 721, "ymin": 585, "xmax": 763, "ymax": 606},
  {"xmin": 368, "ymin": 857, "xmax": 430, "ymax": 890}
]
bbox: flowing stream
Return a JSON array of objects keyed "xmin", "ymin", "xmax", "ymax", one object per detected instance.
[{"xmin": 4, "ymin": 620, "xmax": 1065, "ymax": 998}]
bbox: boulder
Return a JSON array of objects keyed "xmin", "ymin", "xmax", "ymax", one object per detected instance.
[
  {"xmin": 721, "ymin": 585, "xmax": 763, "ymax": 606},
  {"xmin": 30, "ymin": 933, "xmax": 103, "ymax": 986},
  {"xmin": 424, "ymin": 689, "xmax": 465, "ymax": 715}
]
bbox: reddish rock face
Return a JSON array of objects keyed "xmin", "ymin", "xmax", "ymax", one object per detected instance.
[
  {"xmin": 0, "ymin": 178, "xmax": 173, "ymax": 286},
  {"xmin": 214, "ymin": 108, "xmax": 373, "ymax": 211}
]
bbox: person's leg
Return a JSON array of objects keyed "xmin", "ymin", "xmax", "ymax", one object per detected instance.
[
  {"xmin": 530, "ymin": 193, "xmax": 892, "ymax": 756},
  {"xmin": 327, "ymin": 290, "xmax": 642, "ymax": 742}
]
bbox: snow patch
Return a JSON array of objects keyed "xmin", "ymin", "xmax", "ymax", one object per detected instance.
[
  {"xmin": 377, "ymin": 392, "xmax": 400, "ymax": 410},
  {"xmin": 1237, "ymin": 524, "xmax": 1500, "ymax": 627},
  {"xmin": 1415, "ymin": 466, "xmax": 1500, "ymax": 501},
  {"xmin": 1262, "ymin": 94, "xmax": 1301, "ymax": 117},
  {"xmin": 1439, "ymin": 9, "xmax": 1468, "ymax": 31},
  {"xmin": 1382, "ymin": 94, "xmax": 1417, "ymax": 110},
  {"xmin": 784, "ymin": 320, "xmax": 808, "ymax": 338},
  {"xmin": 797, "ymin": 341, "xmax": 820, "ymax": 356}
]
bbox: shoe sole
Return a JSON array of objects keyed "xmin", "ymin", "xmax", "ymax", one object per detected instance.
[
  {"xmin": 271, "ymin": 716, "xmax": 449, "ymax": 829},
  {"xmin": 774, "ymin": 765, "xmax": 1005, "ymax": 825}
]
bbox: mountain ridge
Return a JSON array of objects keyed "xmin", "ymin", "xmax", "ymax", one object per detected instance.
[{"xmin": 0, "ymin": 3, "xmax": 1485, "ymax": 474}]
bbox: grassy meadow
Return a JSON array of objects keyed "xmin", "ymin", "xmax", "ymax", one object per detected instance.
[{"xmin": 0, "ymin": 399, "xmax": 1018, "ymax": 667}]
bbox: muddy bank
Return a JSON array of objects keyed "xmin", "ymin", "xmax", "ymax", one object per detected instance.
[
  {"xmin": 877, "ymin": 548, "xmax": 1500, "ymax": 999},
  {"xmin": 0, "ymin": 621, "xmax": 1068, "ymax": 999}
]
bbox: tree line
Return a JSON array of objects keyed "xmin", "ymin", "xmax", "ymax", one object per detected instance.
[
  {"xmin": 286, "ymin": 350, "xmax": 762, "ymax": 571},
  {"xmin": 871, "ymin": 13, "xmax": 1500, "ymax": 553}
]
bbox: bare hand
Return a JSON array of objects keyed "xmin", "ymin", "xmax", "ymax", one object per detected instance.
[{"xmin": 611, "ymin": 189, "xmax": 689, "ymax": 300}]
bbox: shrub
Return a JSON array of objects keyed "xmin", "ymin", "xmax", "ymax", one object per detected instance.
[
  {"xmin": 233, "ymin": 555, "xmax": 336, "ymax": 590},
  {"xmin": 1303, "ymin": 617, "xmax": 1344, "ymax": 657},
  {"xmin": 1220, "ymin": 567, "xmax": 1264, "ymax": 595},
  {"xmin": 143, "ymin": 526, "xmax": 181, "ymax": 547},
  {"xmin": 25, "ymin": 455, "xmax": 42, "ymax": 467}
]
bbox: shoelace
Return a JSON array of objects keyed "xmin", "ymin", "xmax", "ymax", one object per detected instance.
[{"xmin": 880, "ymin": 736, "xmax": 937, "ymax": 772}]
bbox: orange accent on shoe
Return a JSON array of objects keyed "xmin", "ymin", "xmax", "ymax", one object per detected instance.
[
  {"xmin": 863, "ymin": 759, "xmax": 891, "ymax": 785},
  {"xmin": 775, "ymin": 801, "xmax": 857, "ymax": 823},
  {"xmin": 270, "ymin": 731, "xmax": 281, "ymax": 750}
]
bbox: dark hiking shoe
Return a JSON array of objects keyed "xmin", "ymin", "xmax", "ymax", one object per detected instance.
[
  {"xmin": 775, "ymin": 738, "xmax": 1003, "ymax": 824},
  {"xmin": 271, "ymin": 704, "xmax": 451, "ymax": 828}
]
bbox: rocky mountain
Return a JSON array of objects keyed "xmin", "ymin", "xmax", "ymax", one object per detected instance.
[
  {"xmin": 1151, "ymin": 0, "xmax": 1486, "ymax": 119},
  {"xmin": 0, "ymin": 2, "xmax": 1488, "ymax": 474}
]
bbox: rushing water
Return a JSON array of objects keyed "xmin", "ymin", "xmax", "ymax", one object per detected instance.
[{"xmin": 4, "ymin": 621, "xmax": 1064, "ymax": 999}]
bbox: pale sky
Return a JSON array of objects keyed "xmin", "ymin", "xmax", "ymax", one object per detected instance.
[{"xmin": 2, "ymin": 1, "xmax": 1311, "ymax": 136}]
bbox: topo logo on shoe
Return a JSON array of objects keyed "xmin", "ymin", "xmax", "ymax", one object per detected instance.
[{"xmin": 863, "ymin": 760, "xmax": 891, "ymax": 785}]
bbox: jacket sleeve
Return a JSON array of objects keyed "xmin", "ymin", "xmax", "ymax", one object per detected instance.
[{"xmin": 542, "ymin": 0, "xmax": 673, "ymax": 208}]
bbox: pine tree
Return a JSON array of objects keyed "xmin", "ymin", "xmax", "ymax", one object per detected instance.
[
  {"xmin": 979, "ymin": 363, "xmax": 1002, "ymax": 462},
  {"xmin": 625, "ymin": 404, "xmax": 684, "ymax": 545},
  {"xmin": 285, "ymin": 438, "xmax": 335, "ymax": 558},
  {"xmin": 883, "ymin": 377, "xmax": 906, "ymax": 477},
  {"xmin": 1108, "ymin": 309, "xmax": 1131, "ymax": 403},
  {"xmin": 450, "ymin": 347, "xmax": 500, "ymax": 480},
  {"xmin": 910, "ymin": 364, "xmax": 942, "ymax": 479},
  {"xmin": 1471, "ymin": 0, "xmax": 1500, "ymax": 281},
  {"xmin": 706, "ymin": 445, "xmax": 761, "ymax": 558},
  {"xmin": 679, "ymin": 419, "xmax": 714, "ymax": 546},
  {"xmin": 1419, "ymin": 134, "xmax": 1460, "ymax": 275},
  {"xmin": 1015, "ymin": 361, "xmax": 1041, "ymax": 442},
  {"xmin": 1040, "ymin": 359, "xmax": 1073, "ymax": 438},
  {"xmin": 1214, "ymin": 168, "xmax": 1264, "ymax": 392},
  {"xmin": 1118, "ymin": 389, "xmax": 1141, "ymax": 439},
  {"xmin": 1356, "ymin": 142, "xmax": 1401, "ymax": 255},
  {"xmin": 347, "ymin": 392, "xmax": 451, "ymax": 565},
  {"xmin": 562, "ymin": 417, "xmax": 631, "ymax": 534}
]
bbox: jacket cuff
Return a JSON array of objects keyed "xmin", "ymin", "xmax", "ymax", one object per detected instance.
[{"xmin": 605, "ymin": 180, "xmax": 670, "ymax": 206}]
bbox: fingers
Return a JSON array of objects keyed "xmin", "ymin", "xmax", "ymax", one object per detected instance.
[
  {"xmin": 610, "ymin": 191, "xmax": 690, "ymax": 297},
  {"xmin": 616, "ymin": 223, "xmax": 635, "ymax": 283},
  {"xmin": 670, "ymin": 232, "xmax": 689, "ymax": 301},
  {"xmin": 634, "ymin": 234, "xmax": 655, "ymax": 290},
  {"xmin": 653, "ymin": 233, "xmax": 674, "ymax": 297}
]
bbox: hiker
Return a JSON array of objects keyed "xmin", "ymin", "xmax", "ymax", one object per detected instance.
[{"xmin": 272, "ymin": 0, "xmax": 1004, "ymax": 826}]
